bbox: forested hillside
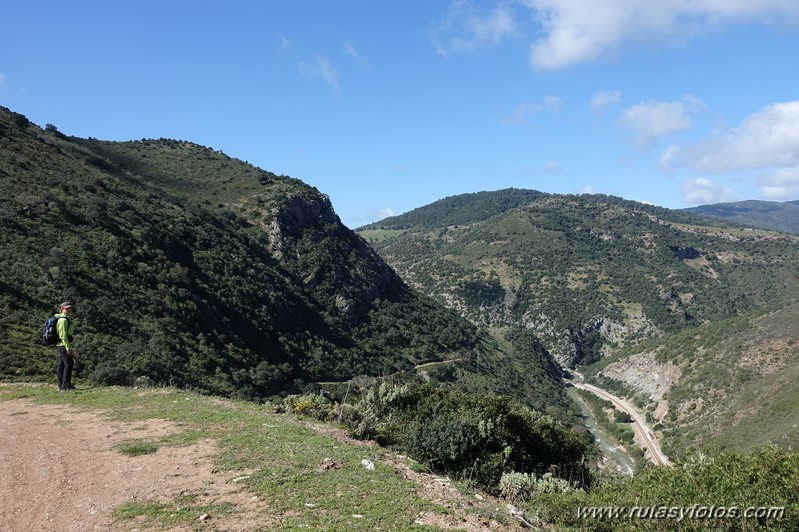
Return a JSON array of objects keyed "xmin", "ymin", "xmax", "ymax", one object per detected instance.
[
  {"xmin": 360, "ymin": 189, "xmax": 799, "ymax": 455},
  {"xmin": 0, "ymin": 107, "xmax": 482, "ymax": 399},
  {"xmin": 361, "ymin": 190, "xmax": 799, "ymax": 365},
  {"xmin": 687, "ymin": 199, "xmax": 799, "ymax": 234}
]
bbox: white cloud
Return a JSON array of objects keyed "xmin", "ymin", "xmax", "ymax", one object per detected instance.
[
  {"xmin": 502, "ymin": 103, "xmax": 536, "ymax": 125},
  {"xmin": 501, "ymin": 94, "xmax": 562, "ymax": 125},
  {"xmin": 759, "ymin": 165, "xmax": 799, "ymax": 200},
  {"xmin": 366, "ymin": 208, "xmax": 395, "ymax": 222},
  {"xmin": 344, "ymin": 41, "xmax": 370, "ymax": 67},
  {"xmin": 680, "ymin": 177, "xmax": 735, "ymax": 204},
  {"xmin": 590, "ymin": 90, "xmax": 621, "ymax": 112},
  {"xmin": 543, "ymin": 94, "xmax": 562, "ymax": 111},
  {"xmin": 666, "ymin": 101, "xmax": 799, "ymax": 173},
  {"xmin": 522, "ymin": 0, "xmax": 799, "ymax": 70},
  {"xmin": 433, "ymin": 1, "xmax": 519, "ymax": 55},
  {"xmin": 541, "ymin": 160, "xmax": 561, "ymax": 173},
  {"xmin": 0, "ymin": 73, "xmax": 6, "ymax": 87},
  {"xmin": 659, "ymin": 144, "xmax": 682, "ymax": 174},
  {"xmin": 298, "ymin": 55, "xmax": 340, "ymax": 94},
  {"xmin": 617, "ymin": 95, "xmax": 703, "ymax": 149}
]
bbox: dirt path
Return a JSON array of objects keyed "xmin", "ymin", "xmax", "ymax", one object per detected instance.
[
  {"xmin": 0, "ymin": 398, "xmax": 260, "ymax": 532},
  {"xmin": 0, "ymin": 396, "xmax": 516, "ymax": 531}
]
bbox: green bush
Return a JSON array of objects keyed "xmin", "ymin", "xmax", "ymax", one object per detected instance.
[
  {"xmin": 343, "ymin": 382, "xmax": 588, "ymax": 492},
  {"xmin": 500, "ymin": 471, "xmax": 576, "ymax": 502},
  {"xmin": 91, "ymin": 362, "xmax": 132, "ymax": 386},
  {"xmin": 533, "ymin": 446, "xmax": 799, "ymax": 530},
  {"xmin": 282, "ymin": 393, "xmax": 335, "ymax": 421}
]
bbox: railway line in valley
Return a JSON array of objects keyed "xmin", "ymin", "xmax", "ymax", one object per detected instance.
[{"xmin": 570, "ymin": 380, "xmax": 672, "ymax": 468}]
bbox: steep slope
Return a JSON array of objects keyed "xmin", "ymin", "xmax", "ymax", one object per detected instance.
[
  {"xmin": 586, "ymin": 300, "xmax": 799, "ymax": 461},
  {"xmin": 361, "ymin": 190, "xmax": 799, "ymax": 366},
  {"xmin": 686, "ymin": 199, "xmax": 799, "ymax": 234},
  {"xmin": 360, "ymin": 189, "xmax": 799, "ymax": 455},
  {"xmin": 0, "ymin": 107, "xmax": 481, "ymax": 399}
]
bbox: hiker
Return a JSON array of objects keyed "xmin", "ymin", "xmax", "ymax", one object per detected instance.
[{"xmin": 55, "ymin": 301, "xmax": 76, "ymax": 391}]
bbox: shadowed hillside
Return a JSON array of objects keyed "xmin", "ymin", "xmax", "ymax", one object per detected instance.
[{"xmin": 0, "ymin": 107, "xmax": 483, "ymax": 399}]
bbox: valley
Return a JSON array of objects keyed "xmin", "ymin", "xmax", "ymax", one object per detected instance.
[
  {"xmin": 3, "ymin": 106, "xmax": 799, "ymax": 529},
  {"xmin": 360, "ymin": 188, "xmax": 799, "ymax": 462},
  {"xmin": 570, "ymin": 379, "xmax": 671, "ymax": 467}
]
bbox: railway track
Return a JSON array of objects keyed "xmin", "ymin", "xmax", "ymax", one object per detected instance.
[{"xmin": 571, "ymin": 381, "xmax": 672, "ymax": 467}]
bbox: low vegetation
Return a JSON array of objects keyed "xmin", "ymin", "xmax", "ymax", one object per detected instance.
[
  {"xmin": 4, "ymin": 384, "xmax": 796, "ymax": 530},
  {"xmin": 530, "ymin": 447, "xmax": 798, "ymax": 530},
  {"xmin": 283, "ymin": 379, "xmax": 590, "ymax": 492}
]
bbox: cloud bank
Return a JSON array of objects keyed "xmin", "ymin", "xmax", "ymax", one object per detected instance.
[
  {"xmin": 680, "ymin": 177, "xmax": 735, "ymax": 204},
  {"xmin": 524, "ymin": 0, "xmax": 799, "ymax": 70},
  {"xmin": 617, "ymin": 95, "xmax": 704, "ymax": 149},
  {"xmin": 664, "ymin": 101, "xmax": 799, "ymax": 201}
]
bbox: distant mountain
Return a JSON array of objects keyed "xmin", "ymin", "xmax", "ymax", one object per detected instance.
[
  {"xmin": 0, "ymin": 107, "xmax": 485, "ymax": 400},
  {"xmin": 360, "ymin": 189, "xmax": 799, "ymax": 365},
  {"xmin": 359, "ymin": 189, "xmax": 799, "ymax": 455},
  {"xmin": 686, "ymin": 199, "xmax": 799, "ymax": 234}
]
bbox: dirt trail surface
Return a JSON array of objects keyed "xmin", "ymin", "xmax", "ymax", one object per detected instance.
[
  {"xmin": 0, "ymin": 395, "xmax": 516, "ymax": 531},
  {"xmin": 0, "ymin": 398, "xmax": 260, "ymax": 531}
]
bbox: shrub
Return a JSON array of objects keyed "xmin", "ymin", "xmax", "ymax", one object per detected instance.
[
  {"xmin": 134, "ymin": 375, "xmax": 155, "ymax": 388},
  {"xmin": 91, "ymin": 362, "xmax": 132, "ymax": 386},
  {"xmin": 282, "ymin": 393, "xmax": 335, "ymax": 421},
  {"xmin": 500, "ymin": 471, "xmax": 576, "ymax": 502},
  {"xmin": 533, "ymin": 446, "xmax": 799, "ymax": 530},
  {"xmin": 345, "ymin": 382, "xmax": 588, "ymax": 492}
]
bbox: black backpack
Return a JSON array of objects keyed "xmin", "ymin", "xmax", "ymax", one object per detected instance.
[{"xmin": 42, "ymin": 315, "xmax": 70, "ymax": 345}]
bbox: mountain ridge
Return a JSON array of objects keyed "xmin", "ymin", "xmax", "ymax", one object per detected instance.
[
  {"xmin": 685, "ymin": 199, "xmax": 799, "ymax": 234},
  {"xmin": 0, "ymin": 107, "xmax": 484, "ymax": 400},
  {"xmin": 359, "ymin": 188, "xmax": 799, "ymax": 456}
]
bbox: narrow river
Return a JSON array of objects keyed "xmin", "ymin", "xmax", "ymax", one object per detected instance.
[{"xmin": 567, "ymin": 386, "xmax": 635, "ymax": 475}]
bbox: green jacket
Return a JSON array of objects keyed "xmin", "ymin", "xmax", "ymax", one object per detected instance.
[{"xmin": 55, "ymin": 313, "xmax": 75, "ymax": 350}]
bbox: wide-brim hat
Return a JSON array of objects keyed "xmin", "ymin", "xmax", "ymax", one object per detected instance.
[{"xmin": 60, "ymin": 301, "xmax": 74, "ymax": 309}]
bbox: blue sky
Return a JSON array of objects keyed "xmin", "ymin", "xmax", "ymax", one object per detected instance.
[{"xmin": 2, "ymin": 1, "xmax": 799, "ymax": 227}]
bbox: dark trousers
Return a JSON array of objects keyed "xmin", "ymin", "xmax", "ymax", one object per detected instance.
[{"xmin": 56, "ymin": 346, "xmax": 74, "ymax": 390}]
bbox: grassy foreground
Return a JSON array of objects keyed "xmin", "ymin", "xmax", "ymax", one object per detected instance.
[{"xmin": 0, "ymin": 383, "xmax": 513, "ymax": 531}]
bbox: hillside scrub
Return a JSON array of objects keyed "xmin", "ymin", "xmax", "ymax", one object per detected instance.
[
  {"xmin": 361, "ymin": 188, "xmax": 799, "ymax": 458},
  {"xmin": 283, "ymin": 380, "xmax": 591, "ymax": 493},
  {"xmin": 0, "ymin": 107, "xmax": 483, "ymax": 401},
  {"xmin": 530, "ymin": 446, "xmax": 799, "ymax": 530}
]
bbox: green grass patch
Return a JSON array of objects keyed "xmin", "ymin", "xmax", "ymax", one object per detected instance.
[
  {"xmin": 112, "ymin": 493, "xmax": 236, "ymax": 530},
  {"xmin": 1, "ymin": 383, "xmax": 497, "ymax": 529},
  {"xmin": 115, "ymin": 440, "xmax": 158, "ymax": 456}
]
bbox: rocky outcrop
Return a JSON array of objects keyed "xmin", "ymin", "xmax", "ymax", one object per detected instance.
[
  {"xmin": 265, "ymin": 192, "xmax": 338, "ymax": 259},
  {"xmin": 598, "ymin": 350, "xmax": 681, "ymax": 403},
  {"xmin": 261, "ymin": 190, "xmax": 399, "ymax": 326}
]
